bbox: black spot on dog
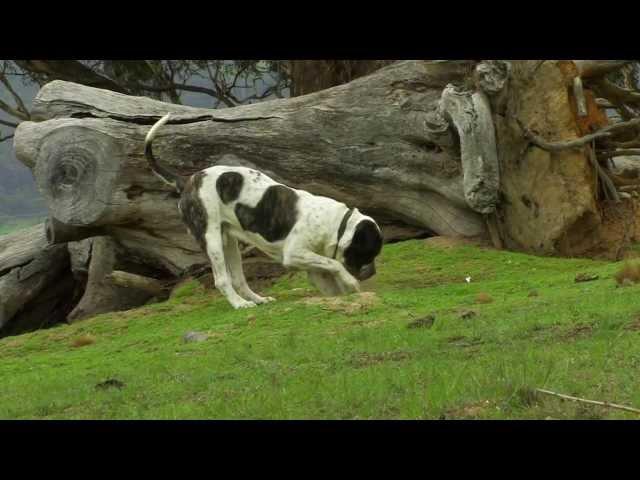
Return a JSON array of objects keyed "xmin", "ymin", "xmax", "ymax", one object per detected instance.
[
  {"xmin": 235, "ymin": 185, "xmax": 298, "ymax": 242},
  {"xmin": 344, "ymin": 220, "xmax": 383, "ymax": 280},
  {"xmin": 216, "ymin": 172, "xmax": 243, "ymax": 204},
  {"xmin": 179, "ymin": 172, "xmax": 208, "ymax": 251}
]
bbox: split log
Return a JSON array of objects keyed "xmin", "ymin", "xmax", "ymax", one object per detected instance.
[
  {"xmin": 66, "ymin": 236, "xmax": 170, "ymax": 322},
  {"xmin": 0, "ymin": 224, "xmax": 73, "ymax": 333},
  {"xmin": 1, "ymin": 273, "xmax": 78, "ymax": 337},
  {"xmin": 15, "ymin": 62, "xmax": 494, "ymax": 255}
]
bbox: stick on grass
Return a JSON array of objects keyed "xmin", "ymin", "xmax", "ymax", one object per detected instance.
[{"xmin": 535, "ymin": 388, "xmax": 640, "ymax": 415}]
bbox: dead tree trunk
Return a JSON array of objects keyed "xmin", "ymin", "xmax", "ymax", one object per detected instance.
[
  {"xmin": 6, "ymin": 59, "xmax": 639, "ymax": 328},
  {"xmin": 67, "ymin": 236, "xmax": 167, "ymax": 322},
  {"xmin": 0, "ymin": 224, "xmax": 76, "ymax": 335},
  {"xmin": 15, "ymin": 61, "xmax": 498, "ymax": 249}
]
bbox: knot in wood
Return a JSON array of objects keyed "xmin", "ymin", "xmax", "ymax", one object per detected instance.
[{"xmin": 35, "ymin": 126, "xmax": 122, "ymax": 226}]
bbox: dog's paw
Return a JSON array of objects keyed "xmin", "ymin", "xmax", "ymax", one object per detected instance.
[
  {"xmin": 341, "ymin": 275, "xmax": 361, "ymax": 294},
  {"xmin": 233, "ymin": 300, "xmax": 257, "ymax": 309},
  {"xmin": 257, "ymin": 296, "xmax": 276, "ymax": 304}
]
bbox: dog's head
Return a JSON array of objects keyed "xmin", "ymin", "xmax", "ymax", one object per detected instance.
[{"xmin": 339, "ymin": 210, "xmax": 383, "ymax": 281}]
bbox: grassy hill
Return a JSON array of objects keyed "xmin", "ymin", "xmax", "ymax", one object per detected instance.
[
  {"xmin": 2, "ymin": 238, "xmax": 640, "ymax": 420},
  {"xmin": 0, "ymin": 216, "xmax": 45, "ymax": 236}
]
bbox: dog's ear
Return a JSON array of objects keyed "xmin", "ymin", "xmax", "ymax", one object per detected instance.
[{"xmin": 347, "ymin": 220, "xmax": 383, "ymax": 259}]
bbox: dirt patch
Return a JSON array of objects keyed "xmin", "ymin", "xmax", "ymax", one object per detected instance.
[
  {"xmin": 407, "ymin": 315, "xmax": 435, "ymax": 329},
  {"xmin": 424, "ymin": 236, "xmax": 490, "ymax": 250},
  {"xmin": 71, "ymin": 334, "xmax": 96, "ymax": 348},
  {"xmin": 445, "ymin": 335, "xmax": 485, "ymax": 348},
  {"xmin": 348, "ymin": 318, "xmax": 387, "ymax": 329},
  {"xmin": 95, "ymin": 379, "xmax": 125, "ymax": 390},
  {"xmin": 443, "ymin": 400, "xmax": 494, "ymax": 419},
  {"xmin": 475, "ymin": 292, "xmax": 494, "ymax": 304},
  {"xmin": 302, "ymin": 292, "xmax": 379, "ymax": 315},
  {"xmin": 350, "ymin": 350, "xmax": 412, "ymax": 368},
  {"xmin": 614, "ymin": 262, "xmax": 640, "ymax": 286},
  {"xmin": 624, "ymin": 316, "xmax": 640, "ymax": 331},
  {"xmin": 559, "ymin": 323, "xmax": 594, "ymax": 341},
  {"xmin": 458, "ymin": 309, "xmax": 478, "ymax": 320},
  {"xmin": 582, "ymin": 199, "xmax": 640, "ymax": 261}
]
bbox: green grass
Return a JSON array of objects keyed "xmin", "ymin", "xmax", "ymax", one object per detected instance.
[
  {"xmin": 0, "ymin": 216, "xmax": 44, "ymax": 236},
  {"xmin": 2, "ymin": 239, "xmax": 640, "ymax": 419}
]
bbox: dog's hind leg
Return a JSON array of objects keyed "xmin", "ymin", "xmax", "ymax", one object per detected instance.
[
  {"xmin": 223, "ymin": 230, "xmax": 275, "ymax": 305},
  {"xmin": 205, "ymin": 225, "xmax": 257, "ymax": 309}
]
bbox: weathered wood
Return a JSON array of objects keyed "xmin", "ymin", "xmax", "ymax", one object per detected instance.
[
  {"xmin": 106, "ymin": 270, "xmax": 166, "ymax": 297},
  {"xmin": 45, "ymin": 216, "xmax": 106, "ymax": 244},
  {"xmin": 1, "ymin": 273, "xmax": 78, "ymax": 337},
  {"xmin": 15, "ymin": 62, "xmax": 488, "ymax": 242},
  {"xmin": 67, "ymin": 236, "xmax": 157, "ymax": 322},
  {"xmin": 574, "ymin": 60, "xmax": 632, "ymax": 78},
  {"xmin": 0, "ymin": 224, "xmax": 47, "ymax": 274},
  {"xmin": 438, "ymin": 85, "xmax": 500, "ymax": 214},
  {"xmin": 0, "ymin": 224, "xmax": 72, "ymax": 331},
  {"xmin": 573, "ymin": 77, "xmax": 588, "ymax": 118}
]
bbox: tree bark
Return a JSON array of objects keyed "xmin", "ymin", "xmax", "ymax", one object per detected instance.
[
  {"xmin": 106, "ymin": 270, "xmax": 167, "ymax": 297},
  {"xmin": 0, "ymin": 224, "xmax": 73, "ymax": 334},
  {"xmin": 66, "ymin": 236, "xmax": 163, "ymax": 322},
  {"xmin": 46, "ymin": 216, "xmax": 106, "ymax": 244}
]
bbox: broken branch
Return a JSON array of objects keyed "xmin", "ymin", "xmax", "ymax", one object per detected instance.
[
  {"xmin": 518, "ymin": 117, "xmax": 640, "ymax": 152},
  {"xmin": 535, "ymin": 388, "xmax": 640, "ymax": 415},
  {"xmin": 600, "ymin": 149, "xmax": 640, "ymax": 158},
  {"xmin": 574, "ymin": 60, "xmax": 633, "ymax": 78},
  {"xmin": 106, "ymin": 271, "xmax": 167, "ymax": 297}
]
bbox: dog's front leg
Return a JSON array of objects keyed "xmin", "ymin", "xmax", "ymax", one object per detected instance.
[
  {"xmin": 284, "ymin": 249, "xmax": 360, "ymax": 294},
  {"xmin": 308, "ymin": 271, "xmax": 358, "ymax": 296},
  {"xmin": 307, "ymin": 271, "xmax": 344, "ymax": 296},
  {"xmin": 204, "ymin": 226, "xmax": 257, "ymax": 309}
]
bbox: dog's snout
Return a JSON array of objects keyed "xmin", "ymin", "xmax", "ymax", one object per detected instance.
[{"xmin": 358, "ymin": 263, "xmax": 376, "ymax": 281}]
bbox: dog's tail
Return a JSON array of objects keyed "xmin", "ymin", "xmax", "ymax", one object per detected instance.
[{"xmin": 145, "ymin": 113, "xmax": 185, "ymax": 192}]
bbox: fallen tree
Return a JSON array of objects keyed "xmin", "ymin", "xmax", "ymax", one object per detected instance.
[
  {"xmin": 3, "ymin": 59, "xmax": 640, "ymax": 333},
  {"xmin": 0, "ymin": 224, "xmax": 75, "ymax": 334}
]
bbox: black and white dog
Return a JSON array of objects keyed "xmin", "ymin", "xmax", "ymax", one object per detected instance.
[{"xmin": 145, "ymin": 114, "xmax": 383, "ymax": 309}]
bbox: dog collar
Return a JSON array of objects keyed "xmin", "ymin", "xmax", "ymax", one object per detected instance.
[{"xmin": 333, "ymin": 207, "xmax": 355, "ymax": 259}]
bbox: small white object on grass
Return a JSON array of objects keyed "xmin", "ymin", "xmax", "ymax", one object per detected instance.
[
  {"xmin": 465, "ymin": 276, "xmax": 472, "ymax": 283},
  {"xmin": 183, "ymin": 331, "xmax": 208, "ymax": 343}
]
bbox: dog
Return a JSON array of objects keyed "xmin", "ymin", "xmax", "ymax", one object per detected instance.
[{"xmin": 145, "ymin": 113, "xmax": 383, "ymax": 309}]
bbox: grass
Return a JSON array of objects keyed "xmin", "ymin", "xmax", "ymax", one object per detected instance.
[
  {"xmin": 2, "ymin": 239, "xmax": 640, "ymax": 419},
  {"xmin": 0, "ymin": 216, "xmax": 44, "ymax": 236}
]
